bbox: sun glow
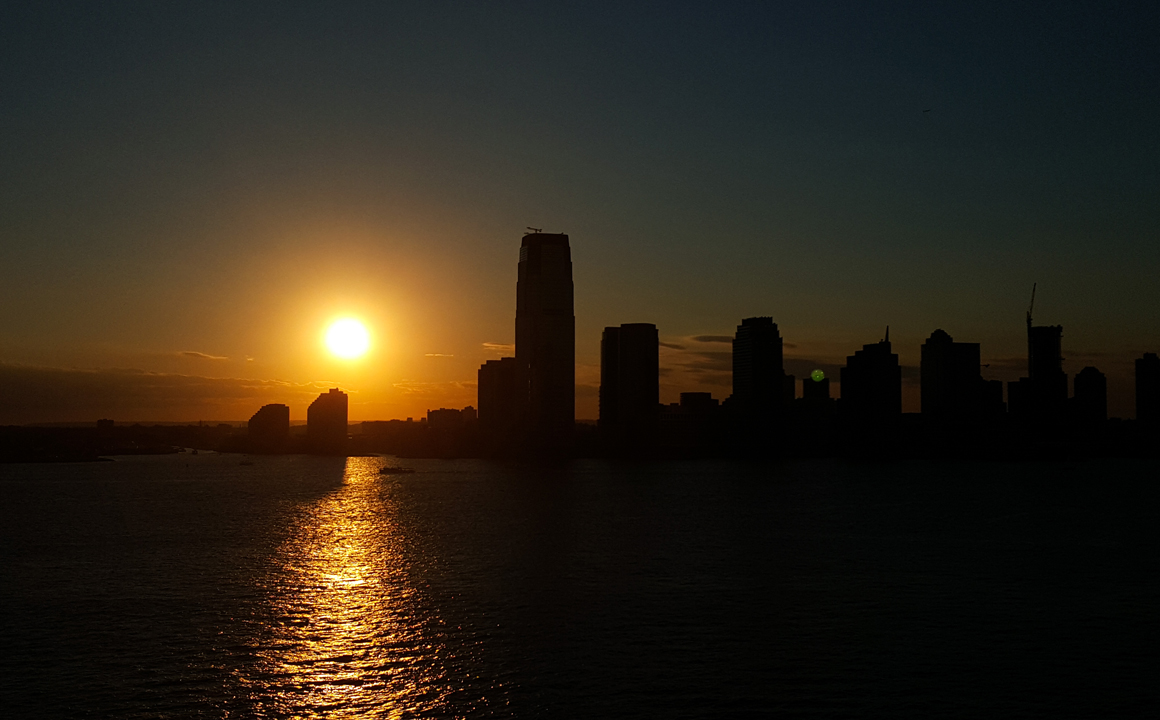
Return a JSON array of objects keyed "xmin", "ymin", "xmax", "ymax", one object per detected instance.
[{"xmin": 325, "ymin": 319, "xmax": 371, "ymax": 359}]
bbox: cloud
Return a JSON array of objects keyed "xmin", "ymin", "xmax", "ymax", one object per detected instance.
[
  {"xmin": 691, "ymin": 335, "xmax": 732, "ymax": 344},
  {"xmin": 180, "ymin": 351, "xmax": 228, "ymax": 361},
  {"xmin": 482, "ymin": 342, "xmax": 514, "ymax": 354},
  {"xmin": 424, "ymin": 353, "xmax": 454, "ymax": 358},
  {"xmin": 659, "ymin": 341, "xmax": 686, "ymax": 350},
  {"xmin": 391, "ymin": 380, "xmax": 476, "ymax": 397},
  {"xmin": 695, "ymin": 372, "xmax": 732, "ymax": 387},
  {"xmin": 0, "ymin": 363, "xmax": 332, "ymax": 424},
  {"xmin": 675, "ymin": 350, "xmax": 732, "ymax": 373},
  {"xmin": 575, "ymin": 383, "xmax": 599, "ymax": 398}
]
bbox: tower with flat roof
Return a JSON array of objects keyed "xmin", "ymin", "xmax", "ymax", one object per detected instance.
[
  {"xmin": 600, "ymin": 323, "xmax": 659, "ymax": 452},
  {"xmin": 515, "ymin": 232, "xmax": 575, "ymax": 452},
  {"xmin": 307, "ymin": 388, "xmax": 348, "ymax": 454}
]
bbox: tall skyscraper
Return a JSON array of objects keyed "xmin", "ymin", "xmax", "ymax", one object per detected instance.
[
  {"xmin": 307, "ymin": 388, "xmax": 348, "ymax": 454},
  {"xmin": 515, "ymin": 231, "xmax": 573, "ymax": 449},
  {"xmin": 731, "ymin": 317, "xmax": 787, "ymax": 419},
  {"xmin": 1137, "ymin": 353, "xmax": 1160, "ymax": 423},
  {"xmin": 599, "ymin": 323, "xmax": 659, "ymax": 451},
  {"xmin": 840, "ymin": 331, "xmax": 902, "ymax": 419},
  {"xmin": 1011, "ymin": 291, "xmax": 1068, "ymax": 420},
  {"xmin": 515, "ymin": 232, "xmax": 575, "ymax": 451},
  {"xmin": 920, "ymin": 329, "xmax": 983, "ymax": 419}
]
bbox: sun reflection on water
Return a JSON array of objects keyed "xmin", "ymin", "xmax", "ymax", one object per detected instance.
[{"xmin": 243, "ymin": 457, "xmax": 456, "ymax": 717}]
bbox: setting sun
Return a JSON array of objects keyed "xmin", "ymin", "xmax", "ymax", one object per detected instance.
[{"xmin": 325, "ymin": 319, "xmax": 370, "ymax": 359}]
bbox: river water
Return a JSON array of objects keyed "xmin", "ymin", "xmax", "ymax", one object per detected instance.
[{"xmin": 1, "ymin": 453, "xmax": 1157, "ymax": 718}]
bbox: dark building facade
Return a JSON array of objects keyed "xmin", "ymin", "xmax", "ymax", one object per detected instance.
[
  {"xmin": 599, "ymin": 323, "xmax": 659, "ymax": 451},
  {"xmin": 1011, "ymin": 305, "xmax": 1068, "ymax": 420},
  {"xmin": 515, "ymin": 232, "xmax": 575, "ymax": 452},
  {"xmin": 1072, "ymin": 366, "xmax": 1107, "ymax": 423},
  {"xmin": 921, "ymin": 329, "xmax": 984, "ymax": 420},
  {"xmin": 731, "ymin": 317, "xmax": 788, "ymax": 421},
  {"xmin": 307, "ymin": 388, "xmax": 348, "ymax": 454},
  {"xmin": 477, "ymin": 356, "xmax": 526, "ymax": 451},
  {"xmin": 840, "ymin": 331, "xmax": 902, "ymax": 419},
  {"xmin": 248, "ymin": 403, "xmax": 289, "ymax": 451},
  {"xmin": 1137, "ymin": 353, "xmax": 1160, "ymax": 423},
  {"xmin": 802, "ymin": 374, "xmax": 831, "ymax": 403}
]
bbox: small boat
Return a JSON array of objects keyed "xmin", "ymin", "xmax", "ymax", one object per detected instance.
[{"xmin": 379, "ymin": 466, "xmax": 415, "ymax": 475}]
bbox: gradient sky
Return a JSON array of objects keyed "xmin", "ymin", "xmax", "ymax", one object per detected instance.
[{"xmin": 1, "ymin": 1, "xmax": 1157, "ymax": 422}]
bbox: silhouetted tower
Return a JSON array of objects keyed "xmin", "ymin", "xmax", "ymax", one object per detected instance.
[
  {"xmin": 248, "ymin": 403, "xmax": 289, "ymax": 451},
  {"xmin": 1137, "ymin": 353, "xmax": 1160, "ymax": 423},
  {"xmin": 1012, "ymin": 286, "xmax": 1067, "ymax": 420},
  {"xmin": 599, "ymin": 323, "xmax": 659, "ymax": 451},
  {"xmin": 516, "ymin": 232, "xmax": 575, "ymax": 452},
  {"xmin": 478, "ymin": 357, "xmax": 526, "ymax": 451},
  {"xmin": 732, "ymin": 317, "xmax": 787, "ymax": 422},
  {"xmin": 840, "ymin": 329, "xmax": 902, "ymax": 419},
  {"xmin": 1072, "ymin": 367, "xmax": 1107, "ymax": 424},
  {"xmin": 921, "ymin": 329, "xmax": 983, "ymax": 419},
  {"xmin": 307, "ymin": 388, "xmax": 348, "ymax": 454}
]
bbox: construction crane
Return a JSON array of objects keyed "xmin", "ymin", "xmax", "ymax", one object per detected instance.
[
  {"xmin": 525, "ymin": 226, "xmax": 543, "ymax": 235},
  {"xmin": 1026, "ymin": 283, "xmax": 1037, "ymax": 329}
]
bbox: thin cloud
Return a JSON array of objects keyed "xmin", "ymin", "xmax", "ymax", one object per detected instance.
[
  {"xmin": 691, "ymin": 335, "xmax": 732, "ymax": 344},
  {"xmin": 0, "ymin": 363, "xmax": 332, "ymax": 424},
  {"xmin": 659, "ymin": 341, "xmax": 685, "ymax": 350},
  {"xmin": 180, "ymin": 351, "xmax": 228, "ymax": 361},
  {"xmin": 424, "ymin": 353, "xmax": 454, "ymax": 358},
  {"xmin": 482, "ymin": 342, "xmax": 514, "ymax": 354}
]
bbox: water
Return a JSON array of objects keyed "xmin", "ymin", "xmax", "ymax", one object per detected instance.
[{"xmin": 2, "ymin": 454, "xmax": 1158, "ymax": 718}]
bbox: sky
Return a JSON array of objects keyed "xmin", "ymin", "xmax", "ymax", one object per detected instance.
[{"xmin": 1, "ymin": 1, "xmax": 1157, "ymax": 422}]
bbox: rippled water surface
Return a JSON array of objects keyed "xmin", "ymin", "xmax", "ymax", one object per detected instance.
[{"xmin": 2, "ymin": 454, "xmax": 1159, "ymax": 717}]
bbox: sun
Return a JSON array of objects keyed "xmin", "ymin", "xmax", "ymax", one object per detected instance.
[{"xmin": 325, "ymin": 318, "xmax": 370, "ymax": 359}]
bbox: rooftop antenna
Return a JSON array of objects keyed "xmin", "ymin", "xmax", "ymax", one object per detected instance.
[
  {"xmin": 884, "ymin": 325, "xmax": 890, "ymax": 343},
  {"xmin": 525, "ymin": 226, "xmax": 543, "ymax": 235},
  {"xmin": 1027, "ymin": 283, "xmax": 1037, "ymax": 329}
]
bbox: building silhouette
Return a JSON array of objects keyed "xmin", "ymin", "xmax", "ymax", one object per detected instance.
[
  {"xmin": 802, "ymin": 373, "xmax": 831, "ymax": 403},
  {"xmin": 1072, "ymin": 367, "xmax": 1107, "ymax": 424},
  {"xmin": 921, "ymin": 329, "xmax": 986, "ymax": 420},
  {"xmin": 1010, "ymin": 294, "xmax": 1067, "ymax": 421},
  {"xmin": 307, "ymin": 388, "xmax": 348, "ymax": 454},
  {"xmin": 477, "ymin": 357, "xmax": 526, "ymax": 452},
  {"xmin": 840, "ymin": 330, "xmax": 901, "ymax": 419},
  {"xmin": 599, "ymin": 323, "xmax": 659, "ymax": 452},
  {"xmin": 731, "ymin": 317, "xmax": 789, "ymax": 422},
  {"xmin": 248, "ymin": 403, "xmax": 289, "ymax": 452},
  {"xmin": 516, "ymin": 232, "xmax": 575, "ymax": 453},
  {"xmin": 1137, "ymin": 353, "xmax": 1160, "ymax": 423}
]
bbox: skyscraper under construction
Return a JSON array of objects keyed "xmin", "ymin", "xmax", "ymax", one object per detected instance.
[{"xmin": 516, "ymin": 232, "xmax": 575, "ymax": 452}]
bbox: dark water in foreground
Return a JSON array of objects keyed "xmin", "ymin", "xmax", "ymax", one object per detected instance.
[{"xmin": 1, "ymin": 454, "xmax": 1158, "ymax": 718}]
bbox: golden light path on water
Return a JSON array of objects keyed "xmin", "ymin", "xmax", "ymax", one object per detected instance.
[{"xmin": 240, "ymin": 457, "xmax": 461, "ymax": 717}]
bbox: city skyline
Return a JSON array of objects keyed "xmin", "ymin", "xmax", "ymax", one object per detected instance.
[{"xmin": 1, "ymin": 3, "xmax": 1157, "ymax": 422}]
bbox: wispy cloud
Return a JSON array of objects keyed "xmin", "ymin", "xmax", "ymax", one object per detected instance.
[
  {"xmin": 424, "ymin": 353, "xmax": 454, "ymax": 358},
  {"xmin": 691, "ymin": 335, "xmax": 732, "ymax": 344},
  {"xmin": 391, "ymin": 380, "xmax": 476, "ymax": 397},
  {"xmin": 180, "ymin": 351, "xmax": 228, "ymax": 361},
  {"xmin": 659, "ymin": 341, "xmax": 685, "ymax": 350},
  {"xmin": 482, "ymin": 342, "xmax": 514, "ymax": 354},
  {"xmin": 0, "ymin": 363, "xmax": 332, "ymax": 423}
]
